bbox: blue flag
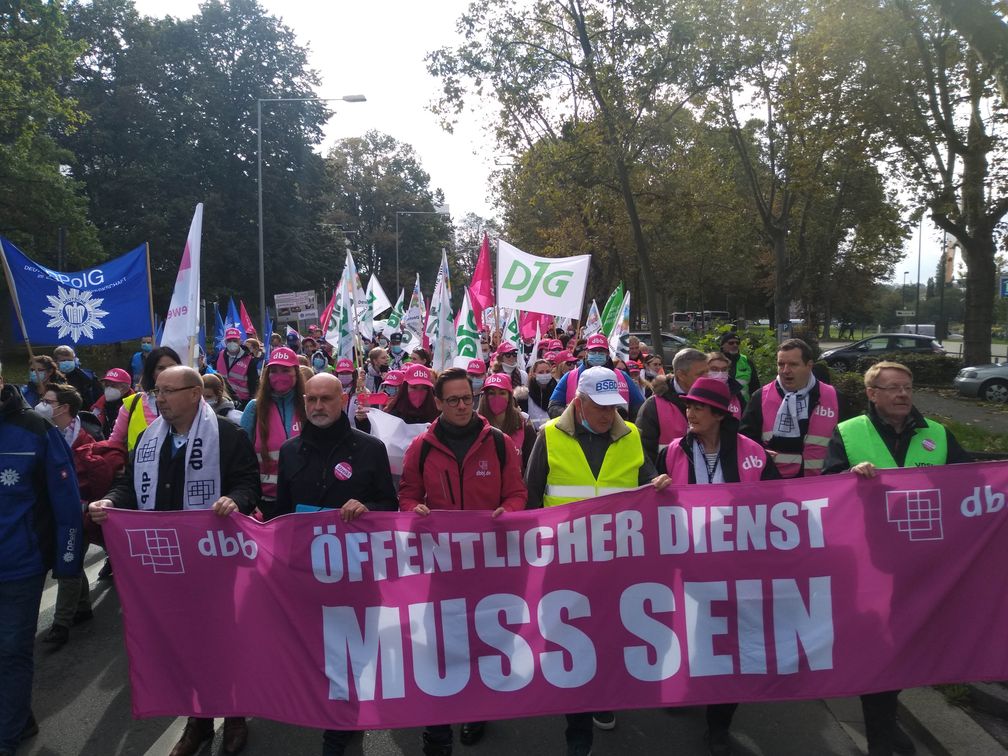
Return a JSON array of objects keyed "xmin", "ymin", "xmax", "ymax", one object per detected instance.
[
  {"xmin": 213, "ymin": 303, "xmax": 226, "ymax": 354},
  {"xmin": 262, "ymin": 310, "xmax": 273, "ymax": 366},
  {"xmin": 225, "ymin": 297, "xmax": 246, "ymax": 340},
  {"xmin": 0, "ymin": 237, "xmax": 152, "ymax": 345}
]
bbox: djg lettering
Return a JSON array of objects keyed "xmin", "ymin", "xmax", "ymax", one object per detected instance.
[{"xmin": 502, "ymin": 260, "xmax": 572, "ymax": 303}]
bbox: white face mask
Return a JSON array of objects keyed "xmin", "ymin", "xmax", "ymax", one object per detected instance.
[
  {"xmin": 535, "ymin": 373, "xmax": 552, "ymax": 386},
  {"xmin": 708, "ymin": 370, "xmax": 729, "ymax": 383},
  {"xmin": 226, "ymin": 342, "xmax": 240, "ymax": 355},
  {"xmin": 104, "ymin": 387, "xmax": 122, "ymax": 402},
  {"xmin": 35, "ymin": 401, "xmax": 53, "ymax": 419}
]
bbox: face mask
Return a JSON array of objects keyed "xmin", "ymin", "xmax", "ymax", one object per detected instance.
[
  {"xmin": 58, "ymin": 360, "xmax": 76, "ymax": 374},
  {"xmin": 586, "ymin": 352, "xmax": 607, "ymax": 367},
  {"xmin": 378, "ymin": 363, "xmax": 389, "ymax": 373},
  {"xmin": 104, "ymin": 387, "xmax": 122, "ymax": 402},
  {"xmin": 269, "ymin": 372, "xmax": 295, "ymax": 394},
  {"xmin": 141, "ymin": 342, "xmax": 153, "ymax": 353},
  {"xmin": 487, "ymin": 395, "xmax": 510, "ymax": 416},
  {"xmin": 708, "ymin": 370, "xmax": 729, "ymax": 383},
  {"xmin": 338, "ymin": 374, "xmax": 354, "ymax": 389},
  {"xmin": 35, "ymin": 402, "xmax": 53, "ymax": 419},
  {"xmin": 481, "ymin": 346, "xmax": 490, "ymax": 357},
  {"xmin": 407, "ymin": 388, "xmax": 426, "ymax": 408},
  {"xmin": 29, "ymin": 370, "xmax": 43, "ymax": 384},
  {"xmin": 227, "ymin": 342, "xmax": 241, "ymax": 355},
  {"xmin": 313, "ymin": 358, "xmax": 327, "ymax": 372},
  {"xmin": 580, "ymin": 416, "xmax": 601, "ymax": 435},
  {"xmin": 383, "ymin": 385, "xmax": 398, "ymax": 397},
  {"xmin": 206, "ymin": 398, "xmax": 219, "ymax": 408},
  {"xmin": 470, "ymin": 378, "xmax": 484, "ymax": 392},
  {"xmin": 391, "ymin": 345, "xmax": 403, "ymax": 355},
  {"xmin": 644, "ymin": 370, "xmax": 657, "ymax": 380},
  {"xmin": 535, "ymin": 373, "xmax": 552, "ymax": 386}
]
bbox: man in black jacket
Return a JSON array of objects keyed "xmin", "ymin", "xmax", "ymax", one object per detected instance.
[
  {"xmin": 89, "ymin": 366, "xmax": 260, "ymax": 756},
  {"xmin": 273, "ymin": 372, "xmax": 397, "ymax": 756}
]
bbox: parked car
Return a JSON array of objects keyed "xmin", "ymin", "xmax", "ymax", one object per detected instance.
[
  {"xmin": 628, "ymin": 330, "xmax": 689, "ymax": 367},
  {"xmin": 820, "ymin": 333, "xmax": 945, "ymax": 372},
  {"xmin": 954, "ymin": 363, "xmax": 1008, "ymax": 403}
]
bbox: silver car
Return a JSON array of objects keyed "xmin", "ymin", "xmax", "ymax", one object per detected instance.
[{"xmin": 954, "ymin": 363, "xmax": 1008, "ymax": 403}]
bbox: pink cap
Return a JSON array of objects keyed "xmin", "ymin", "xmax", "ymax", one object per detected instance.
[
  {"xmin": 383, "ymin": 370, "xmax": 405, "ymax": 387},
  {"xmin": 224, "ymin": 327, "xmax": 242, "ymax": 341},
  {"xmin": 555, "ymin": 350, "xmax": 576, "ymax": 363},
  {"xmin": 586, "ymin": 333, "xmax": 609, "ymax": 351},
  {"xmin": 269, "ymin": 347, "xmax": 300, "ymax": 367},
  {"xmin": 483, "ymin": 372, "xmax": 513, "ymax": 392},
  {"xmin": 495, "ymin": 340, "xmax": 518, "ymax": 356},
  {"xmin": 543, "ymin": 351, "xmax": 558, "ymax": 364},
  {"xmin": 335, "ymin": 358, "xmax": 355, "ymax": 373},
  {"xmin": 466, "ymin": 359, "xmax": 487, "ymax": 375},
  {"xmin": 102, "ymin": 368, "xmax": 131, "ymax": 384},
  {"xmin": 403, "ymin": 363, "xmax": 434, "ymax": 388},
  {"xmin": 547, "ymin": 339, "xmax": 563, "ymax": 351},
  {"xmin": 627, "ymin": 360, "xmax": 642, "ymax": 374}
]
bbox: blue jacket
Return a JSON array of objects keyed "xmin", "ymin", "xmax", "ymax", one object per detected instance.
[
  {"xmin": 549, "ymin": 363, "xmax": 645, "ymax": 417},
  {"xmin": 0, "ymin": 384, "xmax": 84, "ymax": 581}
]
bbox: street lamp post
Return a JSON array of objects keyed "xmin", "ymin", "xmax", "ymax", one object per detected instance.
[
  {"xmin": 902, "ymin": 271, "xmax": 909, "ymax": 310},
  {"xmin": 257, "ymin": 94, "xmax": 366, "ymax": 328},
  {"xmin": 395, "ymin": 207, "xmax": 451, "ymax": 294}
]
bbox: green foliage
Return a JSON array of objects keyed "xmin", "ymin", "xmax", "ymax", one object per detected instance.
[
  {"xmin": 694, "ymin": 324, "xmax": 781, "ymax": 388},
  {"xmin": 931, "ymin": 418, "xmax": 1008, "ymax": 455},
  {"xmin": 832, "ymin": 371, "xmax": 870, "ymax": 419},
  {"xmin": 852, "ymin": 352, "xmax": 964, "ymax": 385}
]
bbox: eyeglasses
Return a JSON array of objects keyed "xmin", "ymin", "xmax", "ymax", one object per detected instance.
[
  {"xmin": 443, "ymin": 395, "xmax": 474, "ymax": 407},
  {"xmin": 871, "ymin": 384, "xmax": 913, "ymax": 394},
  {"xmin": 151, "ymin": 386, "xmax": 198, "ymax": 397},
  {"xmin": 40, "ymin": 398, "xmax": 59, "ymax": 406}
]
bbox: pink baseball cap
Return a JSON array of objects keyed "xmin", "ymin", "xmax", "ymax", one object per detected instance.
[
  {"xmin": 466, "ymin": 359, "xmax": 487, "ymax": 375},
  {"xmin": 543, "ymin": 351, "xmax": 558, "ymax": 364},
  {"xmin": 586, "ymin": 333, "xmax": 609, "ymax": 351},
  {"xmin": 383, "ymin": 370, "xmax": 405, "ymax": 387},
  {"xmin": 483, "ymin": 372, "xmax": 513, "ymax": 392},
  {"xmin": 495, "ymin": 340, "xmax": 518, "ymax": 356},
  {"xmin": 224, "ymin": 327, "xmax": 243, "ymax": 341},
  {"xmin": 555, "ymin": 350, "xmax": 577, "ymax": 363},
  {"xmin": 268, "ymin": 347, "xmax": 300, "ymax": 367},
  {"xmin": 335, "ymin": 358, "xmax": 355, "ymax": 373},
  {"xmin": 102, "ymin": 368, "xmax": 131, "ymax": 384},
  {"xmin": 546, "ymin": 339, "xmax": 563, "ymax": 351},
  {"xmin": 403, "ymin": 363, "xmax": 434, "ymax": 388}
]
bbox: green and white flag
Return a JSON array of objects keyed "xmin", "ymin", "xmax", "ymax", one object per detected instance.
[
  {"xmin": 583, "ymin": 299, "xmax": 602, "ymax": 337},
  {"xmin": 608, "ymin": 290, "xmax": 631, "ymax": 361},
  {"xmin": 455, "ymin": 289, "xmax": 480, "ymax": 359},
  {"xmin": 496, "ymin": 239, "xmax": 590, "ymax": 319},
  {"xmin": 402, "ymin": 274, "xmax": 425, "ymax": 345},
  {"xmin": 425, "ymin": 249, "xmax": 456, "ymax": 371},
  {"xmin": 367, "ymin": 275, "xmax": 393, "ymax": 319},
  {"xmin": 501, "ymin": 307, "xmax": 521, "ymax": 346},
  {"xmin": 385, "ymin": 289, "xmax": 404, "ymax": 329},
  {"xmin": 600, "ymin": 282, "xmax": 624, "ymax": 337}
]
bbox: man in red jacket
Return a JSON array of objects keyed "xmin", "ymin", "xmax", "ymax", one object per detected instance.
[{"xmin": 398, "ymin": 366, "xmax": 527, "ymax": 754}]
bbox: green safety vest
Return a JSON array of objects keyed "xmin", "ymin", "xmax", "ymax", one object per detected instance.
[
  {"xmin": 733, "ymin": 354, "xmax": 753, "ymax": 402},
  {"xmin": 542, "ymin": 420, "xmax": 643, "ymax": 507},
  {"xmin": 837, "ymin": 414, "xmax": 948, "ymax": 469}
]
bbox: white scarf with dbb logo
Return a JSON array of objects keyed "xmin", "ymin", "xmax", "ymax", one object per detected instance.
[
  {"xmin": 133, "ymin": 398, "xmax": 221, "ymax": 510},
  {"xmin": 772, "ymin": 374, "xmax": 817, "ymax": 439}
]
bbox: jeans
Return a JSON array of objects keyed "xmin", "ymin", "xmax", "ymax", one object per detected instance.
[
  {"xmin": 52, "ymin": 573, "xmax": 90, "ymax": 628},
  {"xmin": 0, "ymin": 574, "xmax": 45, "ymax": 751}
]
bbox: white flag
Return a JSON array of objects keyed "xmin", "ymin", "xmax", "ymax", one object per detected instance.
[
  {"xmin": 402, "ymin": 274, "xmax": 425, "ymax": 346},
  {"xmin": 365, "ymin": 409, "xmax": 429, "ymax": 476},
  {"xmin": 496, "ymin": 239, "xmax": 590, "ymax": 319},
  {"xmin": 425, "ymin": 250, "xmax": 457, "ymax": 371},
  {"xmin": 455, "ymin": 289, "xmax": 480, "ymax": 359},
  {"xmin": 367, "ymin": 275, "xmax": 393, "ymax": 318},
  {"xmin": 583, "ymin": 299, "xmax": 602, "ymax": 337},
  {"xmin": 608, "ymin": 291, "xmax": 631, "ymax": 361},
  {"xmin": 160, "ymin": 204, "xmax": 203, "ymax": 367},
  {"xmin": 501, "ymin": 308, "xmax": 520, "ymax": 346}
]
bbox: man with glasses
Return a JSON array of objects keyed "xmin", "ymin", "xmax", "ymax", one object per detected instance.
[
  {"xmin": 719, "ymin": 332, "xmax": 760, "ymax": 403},
  {"xmin": 89, "ymin": 366, "xmax": 260, "ymax": 756},
  {"xmin": 399, "ymin": 367, "xmax": 526, "ymax": 755},
  {"xmin": 822, "ymin": 360, "xmax": 971, "ymax": 756}
]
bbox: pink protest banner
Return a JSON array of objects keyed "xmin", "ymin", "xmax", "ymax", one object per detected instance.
[{"xmin": 104, "ymin": 462, "xmax": 1008, "ymax": 730}]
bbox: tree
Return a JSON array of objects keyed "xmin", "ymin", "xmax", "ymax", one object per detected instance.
[
  {"xmin": 428, "ymin": 0, "xmax": 727, "ymax": 358},
  {"xmin": 0, "ymin": 0, "xmax": 100, "ymax": 266},
  {"xmin": 930, "ymin": 0, "xmax": 1008, "ymax": 102}
]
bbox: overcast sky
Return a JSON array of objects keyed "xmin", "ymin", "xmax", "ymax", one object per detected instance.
[{"xmin": 135, "ymin": 0, "xmax": 949, "ymax": 291}]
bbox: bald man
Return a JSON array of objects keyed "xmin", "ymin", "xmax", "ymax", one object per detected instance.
[{"xmin": 89, "ymin": 366, "xmax": 260, "ymax": 756}]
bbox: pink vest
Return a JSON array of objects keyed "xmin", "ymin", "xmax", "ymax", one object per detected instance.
[
  {"xmin": 655, "ymin": 395, "xmax": 688, "ymax": 445},
  {"xmin": 665, "ymin": 434, "xmax": 768, "ymax": 484},
  {"xmin": 760, "ymin": 382, "xmax": 838, "ymax": 478},
  {"xmin": 254, "ymin": 402, "xmax": 302, "ymax": 498},
  {"xmin": 507, "ymin": 427, "xmax": 525, "ymax": 456},
  {"xmin": 217, "ymin": 352, "xmax": 253, "ymax": 401},
  {"xmin": 728, "ymin": 394, "xmax": 743, "ymax": 420},
  {"xmin": 565, "ymin": 367, "xmax": 629, "ymax": 403}
]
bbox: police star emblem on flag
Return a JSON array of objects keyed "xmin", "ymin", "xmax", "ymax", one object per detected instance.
[{"xmin": 42, "ymin": 286, "xmax": 109, "ymax": 342}]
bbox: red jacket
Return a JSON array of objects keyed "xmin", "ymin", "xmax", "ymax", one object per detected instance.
[
  {"xmin": 398, "ymin": 416, "xmax": 527, "ymax": 513},
  {"xmin": 72, "ymin": 429, "xmax": 126, "ymax": 504}
]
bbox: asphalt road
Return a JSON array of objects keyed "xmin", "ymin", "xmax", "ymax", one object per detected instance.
[{"xmin": 22, "ymin": 548, "xmax": 936, "ymax": 756}]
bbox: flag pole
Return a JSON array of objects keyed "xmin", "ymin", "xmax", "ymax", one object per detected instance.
[
  {"xmin": 0, "ymin": 242, "xmax": 35, "ymax": 359},
  {"xmin": 145, "ymin": 242, "xmax": 156, "ymax": 339}
]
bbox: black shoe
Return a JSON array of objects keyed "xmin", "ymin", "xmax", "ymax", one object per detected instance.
[
  {"xmin": 892, "ymin": 723, "xmax": 916, "ymax": 755},
  {"xmin": 592, "ymin": 711, "xmax": 615, "ymax": 730},
  {"xmin": 705, "ymin": 728, "xmax": 732, "ymax": 756},
  {"xmin": 43, "ymin": 624, "xmax": 70, "ymax": 647},
  {"xmin": 73, "ymin": 608, "xmax": 94, "ymax": 625},
  {"xmin": 20, "ymin": 711, "xmax": 38, "ymax": 741},
  {"xmin": 459, "ymin": 722, "xmax": 485, "ymax": 746},
  {"xmin": 421, "ymin": 732, "xmax": 452, "ymax": 756},
  {"xmin": 97, "ymin": 558, "xmax": 113, "ymax": 581},
  {"xmin": 566, "ymin": 745, "xmax": 592, "ymax": 756}
]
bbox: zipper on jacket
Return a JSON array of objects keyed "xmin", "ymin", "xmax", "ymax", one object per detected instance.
[{"xmin": 443, "ymin": 469, "xmax": 457, "ymax": 508}]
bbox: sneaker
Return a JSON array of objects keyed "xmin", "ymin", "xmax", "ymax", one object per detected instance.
[
  {"xmin": 592, "ymin": 711, "xmax": 615, "ymax": 730},
  {"xmin": 705, "ymin": 728, "xmax": 733, "ymax": 756},
  {"xmin": 73, "ymin": 608, "xmax": 94, "ymax": 625},
  {"xmin": 42, "ymin": 624, "xmax": 70, "ymax": 647},
  {"xmin": 892, "ymin": 723, "xmax": 916, "ymax": 755}
]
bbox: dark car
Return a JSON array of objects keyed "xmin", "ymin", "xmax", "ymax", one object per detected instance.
[
  {"xmin": 820, "ymin": 333, "xmax": 945, "ymax": 372},
  {"xmin": 628, "ymin": 331, "xmax": 689, "ymax": 368}
]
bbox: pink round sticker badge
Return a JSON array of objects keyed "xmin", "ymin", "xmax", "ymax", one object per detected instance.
[
  {"xmin": 922, "ymin": 439, "xmax": 936, "ymax": 452},
  {"xmin": 334, "ymin": 462, "xmax": 353, "ymax": 480}
]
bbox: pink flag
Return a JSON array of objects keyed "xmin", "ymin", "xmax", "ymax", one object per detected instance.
[
  {"xmin": 519, "ymin": 311, "xmax": 553, "ymax": 340},
  {"xmin": 238, "ymin": 300, "xmax": 256, "ymax": 336},
  {"xmin": 319, "ymin": 289, "xmax": 337, "ymax": 337},
  {"xmin": 103, "ymin": 462, "xmax": 1008, "ymax": 730},
  {"xmin": 468, "ymin": 232, "xmax": 494, "ymax": 329}
]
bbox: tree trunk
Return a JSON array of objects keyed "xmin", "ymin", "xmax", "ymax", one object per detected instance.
[
  {"xmin": 772, "ymin": 227, "xmax": 789, "ymax": 329},
  {"xmin": 960, "ymin": 235, "xmax": 995, "ymax": 365}
]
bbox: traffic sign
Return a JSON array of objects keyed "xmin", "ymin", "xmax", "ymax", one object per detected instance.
[
  {"xmin": 896, "ymin": 310, "xmax": 915, "ymax": 317},
  {"xmin": 1000, "ymin": 275, "xmax": 1008, "ymax": 298}
]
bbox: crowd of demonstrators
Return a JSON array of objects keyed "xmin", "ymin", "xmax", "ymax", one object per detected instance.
[{"xmin": 3, "ymin": 321, "xmax": 983, "ymax": 756}]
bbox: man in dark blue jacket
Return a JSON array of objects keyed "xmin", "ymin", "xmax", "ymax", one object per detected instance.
[{"xmin": 0, "ymin": 364, "xmax": 84, "ymax": 756}]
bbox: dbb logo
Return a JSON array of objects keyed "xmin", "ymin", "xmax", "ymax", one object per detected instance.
[
  {"xmin": 960, "ymin": 486, "xmax": 1005, "ymax": 517},
  {"xmin": 501, "ymin": 260, "xmax": 572, "ymax": 303},
  {"xmin": 198, "ymin": 530, "xmax": 258, "ymax": 559},
  {"xmin": 741, "ymin": 454, "xmax": 764, "ymax": 470},
  {"xmin": 814, "ymin": 405, "xmax": 835, "ymax": 418}
]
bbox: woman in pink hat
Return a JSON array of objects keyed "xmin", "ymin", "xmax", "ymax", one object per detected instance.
[
  {"xmin": 476, "ymin": 372, "xmax": 536, "ymax": 468},
  {"xmin": 382, "ymin": 363, "xmax": 439, "ymax": 423},
  {"xmin": 91, "ymin": 367, "xmax": 135, "ymax": 440},
  {"xmin": 239, "ymin": 347, "xmax": 306, "ymax": 516},
  {"xmin": 520, "ymin": 358, "xmax": 555, "ymax": 430},
  {"xmin": 489, "ymin": 340, "xmax": 528, "ymax": 388}
]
